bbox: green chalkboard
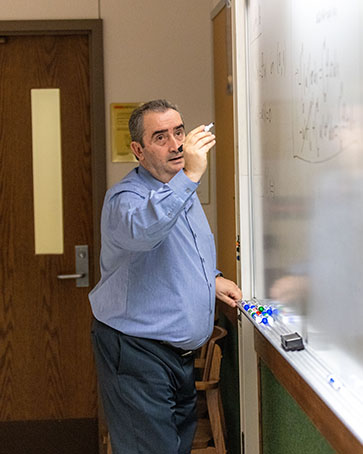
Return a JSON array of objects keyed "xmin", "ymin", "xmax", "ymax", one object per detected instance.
[{"xmin": 260, "ymin": 361, "xmax": 335, "ymax": 454}]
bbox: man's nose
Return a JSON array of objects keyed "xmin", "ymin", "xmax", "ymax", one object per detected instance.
[{"xmin": 168, "ymin": 135, "xmax": 180, "ymax": 152}]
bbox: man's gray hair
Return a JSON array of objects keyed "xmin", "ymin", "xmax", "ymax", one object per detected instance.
[{"xmin": 128, "ymin": 99, "xmax": 183, "ymax": 147}]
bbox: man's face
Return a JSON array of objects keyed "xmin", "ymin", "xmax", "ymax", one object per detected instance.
[{"xmin": 131, "ymin": 109, "xmax": 185, "ymax": 183}]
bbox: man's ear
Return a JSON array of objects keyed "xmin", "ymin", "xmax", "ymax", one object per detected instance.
[{"xmin": 130, "ymin": 141, "xmax": 143, "ymax": 161}]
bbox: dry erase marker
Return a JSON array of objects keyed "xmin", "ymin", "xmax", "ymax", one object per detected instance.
[
  {"xmin": 327, "ymin": 374, "xmax": 342, "ymax": 391},
  {"xmin": 177, "ymin": 122, "xmax": 215, "ymax": 152},
  {"xmin": 204, "ymin": 122, "xmax": 214, "ymax": 132}
]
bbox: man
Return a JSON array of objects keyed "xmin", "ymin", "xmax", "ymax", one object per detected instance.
[{"xmin": 89, "ymin": 99, "xmax": 242, "ymax": 454}]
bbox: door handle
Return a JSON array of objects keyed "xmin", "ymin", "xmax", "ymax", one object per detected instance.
[
  {"xmin": 57, "ymin": 273, "xmax": 85, "ymax": 279},
  {"xmin": 57, "ymin": 245, "xmax": 89, "ymax": 287}
]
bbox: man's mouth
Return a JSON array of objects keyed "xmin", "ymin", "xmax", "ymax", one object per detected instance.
[{"xmin": 169, "ymin": 155, "xmax": 184, "ymax": 162}]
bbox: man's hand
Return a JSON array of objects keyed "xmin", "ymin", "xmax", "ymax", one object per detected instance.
[
  {"xmin": 215, "ymin": 276, "xmax": 242, "ymax": 308},
  {"xmin": 269, "ymin": 275, "xmax": 308, "ymax": 304},
  {"xmin": 183, "ymin": 125, "xmax": 216, "ymax": 182}
]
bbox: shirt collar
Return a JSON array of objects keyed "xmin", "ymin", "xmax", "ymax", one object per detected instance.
[{"xmin": 137, "ymin": 165, "xmax": 165, "ymax": 191}]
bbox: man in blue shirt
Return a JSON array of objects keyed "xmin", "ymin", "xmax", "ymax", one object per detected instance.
[{"xmin": 90, "ymin": 99, "xmax": 242, "ymax": 454}]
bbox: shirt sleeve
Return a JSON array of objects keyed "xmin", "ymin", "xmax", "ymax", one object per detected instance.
[{"xmin": 104, "ymin": 170, "xmax": 199, "ymax": 251}]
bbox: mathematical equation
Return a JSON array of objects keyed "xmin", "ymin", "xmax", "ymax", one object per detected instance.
[{"xmin": 293, "ymin": 40, "xmax": 354, "ymax": 163}]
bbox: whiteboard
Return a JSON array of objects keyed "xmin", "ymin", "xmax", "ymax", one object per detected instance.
[{"xmin": 245, "ymin": 0, "xmax": 363, "ymax": 422}]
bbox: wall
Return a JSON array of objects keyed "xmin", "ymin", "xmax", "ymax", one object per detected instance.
[{"xmin": 0, "ymin": 0, "xmax": 217, "ymax": 231}]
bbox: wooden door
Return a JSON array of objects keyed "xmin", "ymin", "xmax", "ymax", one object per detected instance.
[{"xmin": 0, "ymin": 33, "xmax": 98, "ymax": 454}]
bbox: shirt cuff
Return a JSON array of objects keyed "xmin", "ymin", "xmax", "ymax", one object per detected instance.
[{"xmin": 166, "ymin": 169, "xmax": 199, "ymax": 199}]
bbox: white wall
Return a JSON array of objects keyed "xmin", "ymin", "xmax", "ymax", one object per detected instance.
[{"xmin": 0, "ymin": 0, "xmax": 217, "ymax": 232}]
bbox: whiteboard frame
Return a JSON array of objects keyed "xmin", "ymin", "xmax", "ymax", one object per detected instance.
[
  {"xmin": 233, "ymin": 0, "xmax": 363, "ymax": 450},
  {"xmin": 232, "ymin": 1, "xmax": 260, "ymax": 453}
]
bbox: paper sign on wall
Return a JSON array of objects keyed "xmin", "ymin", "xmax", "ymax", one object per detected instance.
[{"xmin": 111, "ymin": 103, "xmax": 142, "ymax": 162}]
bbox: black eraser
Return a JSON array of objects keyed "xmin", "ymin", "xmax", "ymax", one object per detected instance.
[{"xmin": 281, "ymin": 332, "xmax": 304, "ymax": 351}]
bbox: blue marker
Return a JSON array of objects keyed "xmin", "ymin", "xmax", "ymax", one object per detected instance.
[{"xmin": 327, "ymin": 375, "xmax": 342, "ymax": 391}]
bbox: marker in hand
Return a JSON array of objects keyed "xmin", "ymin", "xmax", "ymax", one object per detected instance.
[
  {"xmin": 178, "ymin": 122, "xmax": 215, "ymax": 152},
  {"xmin": 204, "ymin": 122, "xmax": 214, "ymax": 132}
]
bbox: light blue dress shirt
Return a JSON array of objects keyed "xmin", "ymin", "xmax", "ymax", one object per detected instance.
[{"xmin": 89, "ymin": 166, "xmax": 219, "ymax": 350}]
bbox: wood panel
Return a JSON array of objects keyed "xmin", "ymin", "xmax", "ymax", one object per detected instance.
[
  {"xmin": 254, "ymin": 329, "xmax": 363, "ymax": 454},
  {"xmin": 213, "ymin": 6, "xmax": 237, "ymax": 325}
]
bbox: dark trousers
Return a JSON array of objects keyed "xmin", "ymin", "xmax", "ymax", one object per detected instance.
[{"xmin": 91, "ymin": 318, "xmax": 197, "ymax": 454}]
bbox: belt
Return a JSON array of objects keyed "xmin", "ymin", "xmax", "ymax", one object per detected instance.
[
  {"xmin": 159, "ymin": 341, "xmax": 194, "ymax": 358},
  {"xmin": 93, "ymin": 320, "xmax": 195, "ymax": 358}
]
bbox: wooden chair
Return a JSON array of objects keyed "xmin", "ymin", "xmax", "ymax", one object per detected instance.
[
  {"xmin": 192, "ymin": 326, "xmax": 228, "ymax": 454},
  {"xmin": 194, "ymin": 325, "xmax": 227, "ymax": 375},
  {"xmin": 106, "ymin": 433, "xmax": 112, "ymax": 454}
]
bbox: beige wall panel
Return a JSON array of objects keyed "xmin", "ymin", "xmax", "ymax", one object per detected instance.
[
  {"xmin": 101, "ymin": 0, "xmax": 216, "ymax": 231},
  {"xmin": 0, "ymin": 0, "xmax": 98, "ymax": 20}
]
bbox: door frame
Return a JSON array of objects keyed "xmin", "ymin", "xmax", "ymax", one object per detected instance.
[{"xmin": 0, "ymin": 19, "xmax": 106, "ymax": 280}]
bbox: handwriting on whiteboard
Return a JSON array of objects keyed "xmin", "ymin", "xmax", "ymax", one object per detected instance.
[{"xmin": 293, "ymin": 40, "xmax": 354, "ymax": 163}]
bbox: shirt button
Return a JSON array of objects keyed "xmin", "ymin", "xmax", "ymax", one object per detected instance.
[
  {"xmin": 186, "ymin": 188, "xmax": 191, "ymax": 193},
  {"xmin": 167, "ymin": 212, "xmax": 172, "ymax": 218}
]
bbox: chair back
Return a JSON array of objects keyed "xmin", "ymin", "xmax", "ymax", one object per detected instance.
[{"xmin": 201, "ymin": 326, "xmax": 227, "ymax": 382}]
